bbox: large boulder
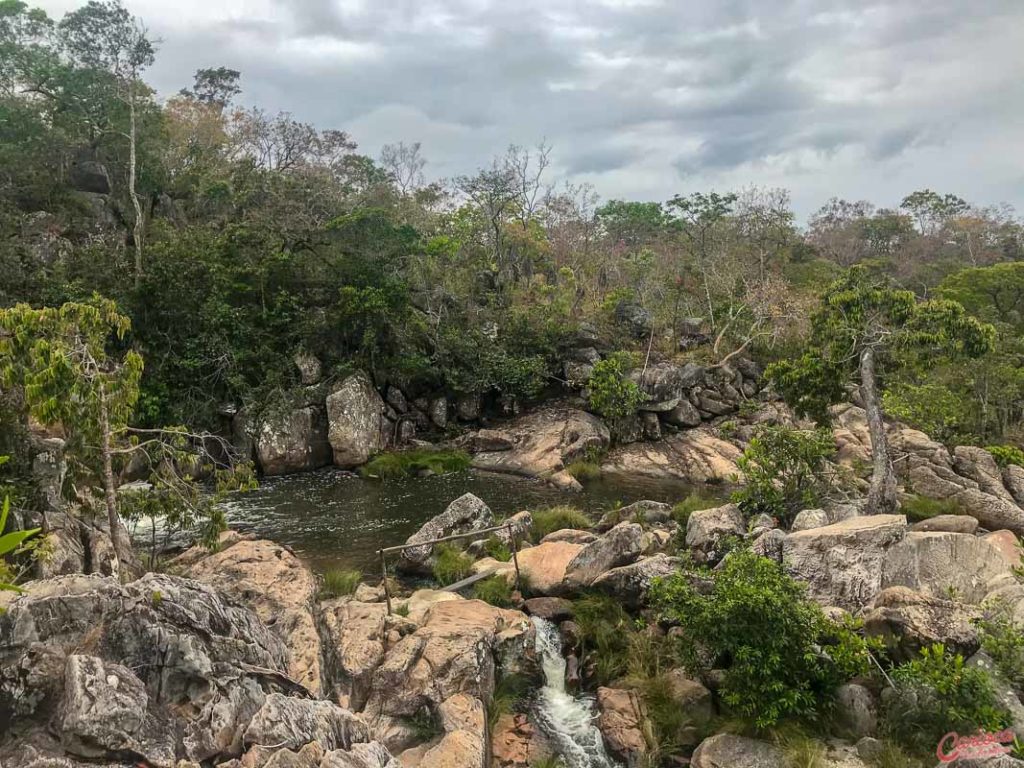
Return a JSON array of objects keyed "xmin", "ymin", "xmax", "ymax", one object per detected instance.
[
  {"xmin": 629, "ymin": 362, "xmax": 704, "ymax": 411},
  {"xmin": 614, "ymin": 301, "xmax": 653, "ymax": 339},
  {"xmin": 398, "ymin": 493, "xmax": 494, "ymax": 574},
  {"xmin": 834, "ymin": 683, "xmax": 877, "ymax": 740},
  {"xmin": 256, "ymin": 406, "xmax": 331, "ymax": 476},
  {"xmin": 468, "ymin": 407, "xmax": 610, "ymax": 491},
  {"xmin": 782, "ymin": 515, "xmax": 907, "ymax": 611},
  {"xmin": 596, "ymin": 687, "xmax": 648, "ymax": 767},
  {"xmin": 691, "ymin": 734, "xmax": 785, "ymax": 768},
  {"xmin": 601, "ymin": 429, "xmax": 742, "ymax": 484},
  {"xmin": 685, "ymin": 503, "xmax": 745, "ymax": 553},
  {"xmin": 590, "ymin": 555, "xmax": 683, "ymax": 609},
  {"xmin": 318, "ymin": 599, "xmax": 389, "ymax": 711},
  {"xmin": 242, "ymin": 694, "xmax": 371, "ymax": 752},
  {"xmin": 863, "ymin": 587, "xmax": 981, "ymax": 662},
  {"xmin": 563, "ymin": 522, "xmax": 644, "ymax": 589},
  {"xmin": 516, "ymin": 541, "xmax": 585, "ymax": 596},
  {"xmin": 326, "ymin": 372, "xmax": 387, "ymax": 468}
]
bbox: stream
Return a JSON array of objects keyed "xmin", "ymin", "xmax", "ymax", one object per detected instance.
[{"xmin": 533, "ymin": 617, "xmax": 619, "ymax": 768}]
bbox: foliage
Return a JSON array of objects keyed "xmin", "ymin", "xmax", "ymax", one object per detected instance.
[
  {"xmin": 318, "ymin": 569, "xmax": 362, "ymax": 599},
  {"xmin": 587, "ymin": 352, "xmax": 646, "ymax": 420},
  {"xmin": 883, "ymin": 381, "xmax": 975, "ymax": 445},
  {"xmin": 883, "ymin": 644, "xmax": 1010, "ymax": 755},
  {"xmin": 732, "ymin": 425, "xmax": 836, "ymax": 525},
  {"xmin": 359, "ymin": 449, "xmax": 470, "ymax": 480},
  {"xmin": 572, "ymin": 592, "xmax": 633, "ymax": 686},
  {"xmin": 472, "ymin": 574, "xmax": 514, "ymax": 607},
  {"xmin": 977, "ymin": 603, "xmax": 1024, "ymax": 690},
  {"xmin": 0, "ymin": 492, "xmax": 41, "ymax": 594},
  {"xmin": 652, "ymin": 548, "xmax": 872, "ymax": 728},
  {"xmin": 564, "ymin": 459, "xmax": 601, "ymax": 481},
  {"xmin": 531, "ymin": 505, "xmax": 591, "ymax": 539},
  {"xmin": 483, "ymin": 535, "xmax": 512, "ymax": 562},
  {"xmin": 488, "ymin": 673, "xmax": 531, "ymax": 729},
  {"xmin": 432, "ymin": 543, "xmax": 474, "ymax": 586},
  {"xmin": 987, "ymin": 445, "xmax": 1024, "ymax": 469},
  {"xmin": 671, "ymin": 492, "xmax": 722, "ymax": 526},
  {"xmin": 899, "ymin": 495, "xmax": 963, "ymax": 523}
]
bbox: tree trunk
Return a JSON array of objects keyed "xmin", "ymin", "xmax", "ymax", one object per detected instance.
[
  {"xmin": 128, "ymin": 87, "xmax": 145, "ymax": 286},
  {"xmin": 98, "ymin": 383, "xmax": 127, "ymax": 578},
  {"xmin": 860, "ymin": 346, "xmax": 898, "ymax": 513}
]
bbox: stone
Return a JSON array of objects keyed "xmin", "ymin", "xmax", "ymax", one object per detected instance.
[
  {"xmin": 863, "ymin": 587, "xmax": 980, "ymax": 663},
  {"xmin": 663, "ymin": 399, "xmax": 703, "ymax": 427},
  {"xmin": 910, "ymin": 514, "xmax": 979, "ymax": 534},
  {"xmin": 428, "ymin": 397, "xmax": 448, "ymax": 429},
  {"xmin": 457, "ymin": 429, "xmax": 516, "ymax": 452},
  {"xmin": 952, "ymin": 488, "xmax": 1024, "ymax": 536},
  {"xmin": 596, "ymin": 687, "xmax": 648, "ymax": 767},
  {"xmin": 614, "ymin": 300, "xmax": 653, "ymax": 339},
  {"xmin": 327, "ymin": 372, "xmax": 387, "ymax": 468},
  {"xmin": 256, "ymin": 406, "xmax": 331, "ymax": 476},
  {"xmin": 597, "ymin": 500, "xmax": 672, "ymax": 531},
  {"xmin": 1004, "ymin": 464, "xmax": 1024, "ymax": 505},
  {"xmin": 691, "ymin": 734, "xmax": 785, "ymax": 768},
  {"xmin": 490, "ymin": 713, "xmax": 549, "ymax": 768},
  {"xmin": 417, "ymin": 730, "xmax": 484, "ymax": 768},
  {"xmin": 834, "ymin": 684, "xmax": 877, "ymax": 739},
  {"xmin": 242, "ymin": 694, "xmax": 370, "ymax": 751},
  {"xmin": 967, "ymin": 651, "xmax": 1024, "ymax": 741},
  {"xmin": 685, "ymin": 504, "xmax": 745, "ymax": 552},
  {"xmin": 954, "ymin": 446, "xmax": 1016, "ymax": 502},
  {"xmin": 602, "ymin": 429, "xmax": 742, "ymax": 484},
  {"xmin": 455, "ymin": 394, "xmax": 481, "ymax": 422},
  {"xmin": 640, "ymin": 411, "xmax": 661, "ymax": 440},
  {"xmin": 398, "ymin": 493, "xmax": 494, "ymax": 573},
  {"xmin": 385, "ymin": 386, "xmax": 408, "ymax": 413},
  {"xmin": 564, "ymin": 522, "xmax": 645, "ymax": 589},
  {"xmin": 293, "ymin": 351, "xmax": 322, "ymax": 385},
  {"xmin": 540, "ymin": 529, "xmax": 597, "ymax": 545},
  {"xmin": 494, "ymin": 511, "xmax": 533, "ymax": 548},
  {"xmin": 319, "ymin": 599, "xmax": 389, "ymax": 710},
  {"xmin": 751, "ymin": 528, "xmax": 785, "ymax": 562},
  {"xmin": 790, "ymin": 508, "xmax": 830, "ymax": 532},
  {"xmin": 69, "ymin": 157, "xmax": 111, "ymax": 194},
  {"xmin": 664, "ymin": 669, "xmax": 714, "ymax": 742},
  {"xmin": 782, "ymin": 515, "xmax": 907, "ymax": 611},
  {"xmin": 983, "ymin": 530, "xmax": 1024, "ymax": 571},
  {"xmin": 524, "ymin": 597, "xmax": 574, "ymax": 621},
  {"xmin": 516, "ymin": 541, "xmax": 585, "ymax": 596},
  {"xmin": 590, "ymin": 555, "xmax": 683, "ymax": 609}
]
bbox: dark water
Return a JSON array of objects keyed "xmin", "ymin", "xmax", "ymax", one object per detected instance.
[{"xmin": 219, "ymin": 468, "xmax": 703, "ymax": 573}]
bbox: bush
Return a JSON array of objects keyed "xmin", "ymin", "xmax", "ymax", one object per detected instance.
[
  {"xmin": 651, "ymin": 548, "xmax": 872, "ymax": 728},
  {"xmin": 900, "ymin": 495, "xmax": 963, "ymax": 523},
  {"xmin": 565, "ymin": 459, "xmax": 601, "ymax": 481},
  {"xmin": 360, "ymin": 448, "xmax": 471, "ymax": 479},
  {"xmin": 532, "ymin": 506, "xmax": 591, "ymax": 539},
  {"xmin": 671, "ymin": 492, "xmax": 721, "ymax": 526},
  {"xmin": 978, "ymin": 603, "xmax": 1024, "ymax": 689},
  {"xmin": 883, "ymin": 643, "xmax": 1011, "ymax": 755},
  {"xmin": 319, "ymin": 569, "xmax": 362, "ymax": 599},
  {"xmin": 573, "ymin": 593, "xmax": 633, "ymax": 685},
  {"xmin": 473, "ymin": 574, "xmax": 514, "ymax": 607},
  {"xmin": 483, "ymin": 535, "xmax": 512, "ymax": 562},
  {"xmin": 432, "ymin": 543, "xmax": 474, "ymax": 586},
  {"xmin": 987, "ymin": 444, "xmax": 1024, "ymax": 469},
  {"xmin": 732, "ymin": 425, "xmax": 836, "ymax": 526},
  {"xmin": 587, "ymin": 352, "xmax": 647, "ymax": 420}
]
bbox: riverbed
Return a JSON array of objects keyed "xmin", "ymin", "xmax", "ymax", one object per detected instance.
[{"xmin": 219, "ymin": 468, "xmax": 708, "ymax": 573}]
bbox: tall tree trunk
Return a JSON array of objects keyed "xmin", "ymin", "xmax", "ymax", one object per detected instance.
[
  {"xmin": 128, "ymin": 87, "xmax": 145, "ymax": 286},
  {"xmin": 98, "ymin": 383, "xmax": 127, "ymax": 578},
  {"xmin": 860, "ymin": 345, "xmax": 898, "ymax": 513}
]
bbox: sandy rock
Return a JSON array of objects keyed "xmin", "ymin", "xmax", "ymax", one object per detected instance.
[
  {"xmin": 398, "ymin": 493, "xmax": 494, "ymax": 573},
  {"xmin": 319, "ymin": 599, "xmax": 389, "ymax": 710},
  {"xmin": 596, "ymin": 687, "xmax": 648, "ymax": 767},
  {"xmin": 242, "ymin": 694, "xmax": 370, "ymax": 752},
  {"xmin": 516, "ymin": 541, "xmax": 585, "ymax": 596},
  {"xmin": 783, "ymin": 515, "xmax": 907, "ymax": 611},
  {"xmin": 490, "ymin": 713, "xmax": 549, "ymax": 768},
  {"xmin": 564, "ymin": 522, "xmax": 645, "ymax": 589},
  {"xmin": 524, "ymin": 597, "xmax": 574, "ymax": 621},
  {"xmin": 910, "ymin": 514, "xmax": 979, "ymax": 534},
  {"xmin": 954, "ymin": 446, "xmax": 1016, "ymax": 502},
  {"xmin": 602, "ymin": 429, "xmax": 742, "ymax": 484},
  {"xmin": 540, "ymin": 529, "xmax": 597, "ymax": 545},
  {"xmin": 881, "ymin": 531, "xmax": 1015, "ymax": 603},
  {"xmin": 691, "ymin": 733, "xmax": 785, "ymax": 768},
  {"xmin": 863, "ymin": 587, "xmax": 980, "ymax": 662},
  {"xmin": 327, "ymin": 372, "xmax": 387, "ymax": 468},
  {"xmin": 983, "ymin": 530, "xmax": 1024, "ymax": 571},
  {"xmin": 791, "ymin": 508, "xmax": 830, "ymax": 532},
  {"xmin": 417, "ymin": 730, "xmax": 484, "ymax": 768}
]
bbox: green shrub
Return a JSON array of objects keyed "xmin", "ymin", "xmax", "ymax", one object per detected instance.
[
  {"xmin": 319, "ymin": 569, "xmax": 362, "ymax": 599},
  {"xmin": 565, "ymin": 460, "xmax": 601, "ymax": 480},
  {"xmin": 732, "ymin": 425, "xmax": 836, "ymax": 526},
  {"xmin": 671, "ymin": 492, "xmax": 721, "ymax": 526},
  {"xmin": 532, "ymin": 506, "xmax": 591, "ymax": 539},
  {"xmin": 488, "ymin": 673, "xmax": 531, "ymax": 729},
  {"xmin": 883, "ymin": 643, "xmax": 1011, "ymax": 755},
  {"xmin": 473, "ymin": 574, "xmax": 514, "ymax": 607},
  {"xmin": 360, "ymin": 448, "xmax": 471, "ymax": 480},
  {"xmin": 651, "ymin": 548, "xmax": 872, "ymax": 728},
  {"xmin": 483, "ymin": 535, "xmax": 512, "ymax": 562},
  {"xmin": 573, "ymin": 593, "xmax": 633, "ymax": 686},
  {"xmin": 587, "ymin": 352, "xmax": 647, "ymax": 420},
  {"xmin": 987, "ymin": 444, "xmax": 1024, "ymax": 469},
  {"xmin": 900, "ymin": 494, "xmax": 963, "ymax": 523},
  {"xmin": 978, "ymin": 603, "xmax": 1024, "ymax": 689},
  {"xmin": 432, "ymin": 543, "xmax": 474, "ymax": 586}
]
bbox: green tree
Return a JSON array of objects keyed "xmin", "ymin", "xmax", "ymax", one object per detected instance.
[{"xmin": 769, "ymin": 267, "xmax": 994, "ymax": 513}]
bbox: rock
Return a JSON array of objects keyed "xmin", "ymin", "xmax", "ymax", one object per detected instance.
[
  {"xmin": 967, "ymin": 651, "xmax": 1024, "ymax": 741},
  {"xmin": 1004, "ymin": 465, "xmax": 1024, "ymax": 506},
  {"xmin": 186, "ymin": 539, "xmax": 324, "ymax": 694},
  {"xmin": 61, "ymin": 654, "xmax": 176, "ymax": 767},
  {"xmin": 602, "ymin": 429, "xmax": 742, "ymax": 484},
  {"xmin": 564, "ymin": 522, "xmax": 645, "ymax": 589},
  {"xmin": 540, "ymin": 529, "xmax": 597, "ymax": 545},
  {"xmin": 751, "ymin": 528, "xmax": 785, "ymax": 562},
  {"xmin": 596, "ymin": 687, "xmax": 648, "ymax": 767},
  {"xmin": 495, "ymin": 511, "xmax": 533, "ymax": 548},
  {"xmin": 293, "ymin": 351, "xmax": 322, "ymax": 385},
  {"xmin": 630, "ymin": 362, "xmax": 701, "ymax": 409},
  {"xmin": 954, "ymin": 446, "xmax": 1016, "ymax": 502},
  {"xmin": 614, "ymin": 301, "xmax": 653, "ymax": 339},
  {"xmin": 256, "ymin": 406, "xmax": 331, "ymax": 476},
  {"xmin": 590, "ymin": 555, "xmax": 683, "ymax": 609},
  {"xmin": 834, "ymin": 684, "xmax": 877, "ymax": 739},
  {"xmin": 457, "ymin": 428, "xmax": 516, "ymax": 452},
  {"xmin": 640, "ymin": 411, "xmax": 661, "ymax": 440},
  {"xmin": 691, "ymin": 734, "xmax": 785, "ymax": 768},
  {"xmin": 664, "ymin": 399, "xmax": 703, "ymax": 427},
  {"xmin": 597, "ymin": 500, "xmax": 672, "ymax": 531},
  {"xmin": 69, "ymin": 157, "xmax": 111, "ymax": 194},
  {"xmin": 385, "ymin": 386, "xmax": 408, "ymax": 414},
  {"xmin": 856, "ymin": 737, "xmax": 884, "ymax": 762},
  {"xmin": 428, "ymin": 397, "xmax": 448, "ymax": 429},
  {"xmin": 327, "ymin": 372, "xmax": 387, "ymax": 468},
  {"xmin": 685, "ymin": 504, "xmax": 745, "ymax": 552},
  {"xmin": 863, "ymin": 587, "xmax": 980, "ymax": 663},
  {"xmin": 910, "ymin": 514, "xmax": 978, "ymax": 534},
  {"xmin": 791, "ymin": 508, "xmax": 830, "ymax": 532},
  {"xmin": 242, "ymin": 693, "xmax": 371, "ymax": 751},
  {"xmin": 983, "ymin": 530, "xmax": 1024, "ymax": 571},
  {"xmin": 469, "ymin": 407, "xmax": 610, "ymax": 491},
  {"xmin": 952, "ymin": 488, "xmax": 1024, "ymax": 536},
  {"xmin": 523, "ymin": 597, "xmax": 574, "ymax": 621},
  {"xmin": 319, "ymin": 599, "xmax": 389, "ymax": 710},
  {"xmin": 490, "ymin": 713, "xmax": 549, "ymax": 768},
  {"xmin": 417, "ymin": 729, "xmax": 484, "ymax": 768},
  {"xmin": 455, "ymin": 394, "xmax": 481, "ymax": 422},
  {"xmin": 516, "ymin": 541, "xmax": 585, "ymax": 596},
  {"xmin": 664, "ymin": 669, "xmax": 714, "ymax": 743},
  {"xmin": 782, "ymin": 515, "xmax": 907, "ymax": 611},
  {"xmin": 398, "ymin": 494, "xmax": 494, "ymax": 573}
]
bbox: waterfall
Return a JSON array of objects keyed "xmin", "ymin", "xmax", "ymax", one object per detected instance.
[{"xmin": 531, "ymin": 616, "xmax": 619, "ymax": 768}]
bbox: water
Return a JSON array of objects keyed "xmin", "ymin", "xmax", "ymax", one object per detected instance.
[
  {"xmin": 532, "ymin": 617, "xmax": 619, "ymax": 768},
  {"xmin": 218, "ymin": 468, "xmax": 699, "ymax": 573}
]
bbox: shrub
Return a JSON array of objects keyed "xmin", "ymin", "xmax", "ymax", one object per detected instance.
[
  {"xmin": 900, "ymin": 495, "xmax": 963, "ymax": 523},
  {"xmin": 473, "ymin": 574, "xmax": 514, "ymax": 607},
  {"xmin": 565, "ymin": 459, "xmax": 601, "ymax": 481},
  {"xmin": 432, "ymin": 543, "xmax": 474, "ymax": 586},
  {"xmin": 587, "ymin": 352, "xmax": 647, "ymax": 420},
  {"xmin": 987, "ymin": 444, "xmax": 1024, "ymax": 469},
  {"xmin": 360, "ymin": 449, "xmax": 471, "ymax": 480},
  {"xmin": 532, "ymin": 506, "xmax": 591, "ymax": 539},
  {"xmin": 977, "ymin": 603, "xmax": 1024, "ymax": 689},
  {"xmin": 573, "ymin": 593, "xmax": 633, "ymax": 686},
  {"xmin": 671, "ymin": 492, "xmax": 721, "ymax": 526},
  {"xmin": 488, "ymin": 673, "xmax": 531, "ymax": 729},
  {"xmin": 732, "ymin": 425, "xmax": 836, "ymax": 526},
  {"xmin": 483, "ymin": 535, "xmax": 512, "ymax": 562},
  {"xmin": 883, "ymin": 643, "xmax": 1011, "ymax": 755},
  {"xmin": 319, "ymin": 569, "xmax": 362, "ymax": 599},
  {"xmin": 651, "ymin": 548, "xmax": 872, "ymax": 728}
]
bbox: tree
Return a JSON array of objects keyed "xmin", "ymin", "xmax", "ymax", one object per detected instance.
[
  {"xmin": 379, "ymin": 141, "xmax": 425, "ymax": 195},
  {"xmin": 769, "ymin": 267, "xmax": 994, "ymax": 513},
  {"xmin": 734, "ymin": 186, "xmax": 794, "ymax": 281},
  {"xmin": 181, "ymin": 65, "xmax": 240, "ymax": 108},
  {"xmin": 900, "ymin": 189, "xmax": 969, "ymax": 236}
]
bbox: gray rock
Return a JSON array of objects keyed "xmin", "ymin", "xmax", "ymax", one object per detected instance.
[
  {"xmin": 327, "ymin": 372, "xmax": 386, "ymax": 468},
  {"xmin": 954, "ymin": 446, "xmax": 1016, "ymax": 502},
  {"xmin": 293, "ymin": 351, "xmax": 322, "ymax": 385},
  {"xmin": 881, "ymin": 531, "xmax": 1014, "ymax": 603},
  {"xmin": 685, "ymin": 504, "xmax": 745, "ymax": 553},
  {"xmin": 590, "ymin": 555, "xmax": 683, "ymax": 609},
  {"xmin": 455, "ymin": 394, "xmax": 481, "ymax": 422},
  {"xmin": 952, "ymin": 488, "xmax": 1024, "ymax": 536},
  {"xmin": 524, "ymin": 597, "xmax": 574, "ymax": 621},
  {"xmin": 385, "ymin": 386, "xmax": 408, "ymax": 414},
  {"xmin": 691, "ymin": 734, "xmax": 785, "ymax": 768},
  {"xmin": 751, "ymin": 528, "xmax": 785, "ymax": 562},
  {"xmin": 910, "ymin": 514, "xmax": 978, "ymax": 534},
  {"xmin": 790, "ymin": 508, "xmax": 830, "ymax": 532},
  {"xmin": 428, "ymin": 397, "xmax": 448, "ymax": 429},
  {"xmin": 242, "ymin": 693, "xmax": 371, "ymax": 752},
  {"xmin": 256, "ymin": 406, "xmax": 331, "ymax": 476},
  {"xmin": 863, "ymin": 587, "xmax": 980, "ymax": 663},
  {"xmin": 398, "ymin": 493, "xmax": 494, "ymax": 573},
  {"xmin": 564, "ymin": 522, "xmax": 645, "ymax": 589},
  {"xmin": 69, "ymin": 158, "xmax": 111, "ymax": 194},
  {"xmin": 614, "ymin": 301, "xmax": 653, "ymax": 339},
  {"xmin": 967, "ymin": 652, "xmax": 1024, "ymax": 741},
  {"xmin": 640, "ymin": 411, "xmax": 661, "ymax": 440},
  {"xmin": 664, "ymin": 399, "xmax": 702, "ymax": 427},
  {"xmin": 834, "ymin": 683, "xmax": 877, "ymax": 739},
  {"xmin": 596, "ymin": 500, "xmax": 672, "ymax": 531}
]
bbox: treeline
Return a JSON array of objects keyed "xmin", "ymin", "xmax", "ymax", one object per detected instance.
[{"xmin": 2, "ymin": 0, "xmax": 1024, "ymax": 448}]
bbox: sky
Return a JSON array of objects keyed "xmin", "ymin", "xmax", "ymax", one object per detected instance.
[{"xmin": 36, "ymin": 0, "xmax": 1024, "ymax": 219}]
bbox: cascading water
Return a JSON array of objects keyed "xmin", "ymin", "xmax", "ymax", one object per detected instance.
[{"xmin": 532, "ymin": 616, "xmax": 619, "ymax": 768}]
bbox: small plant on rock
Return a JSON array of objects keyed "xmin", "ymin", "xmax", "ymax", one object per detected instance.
[
  {"xmin": 432, "ymin": 543, "xmax": 474, "ymax": 586},
  {"xmin": 532, "ymin": 506, "xmax": 591, "ymax": 539},
  {"xmin": 472, "ymin": 574, "xmax": 514, "ymax": 607},
  {"xmin": 986, "ymin": 444, "xmax": 1024, "ymax": 469},
  {"xmin": 319, "ymin": 569, "xmax": 362, "ymax": 599}
]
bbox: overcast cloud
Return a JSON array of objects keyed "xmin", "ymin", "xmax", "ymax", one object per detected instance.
[{"xmin": 38, "ymin": 0, "xmax": 1024, "ymax": 218}]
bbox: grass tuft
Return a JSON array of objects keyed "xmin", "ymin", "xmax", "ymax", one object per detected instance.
[
  {"xmin": 473, "ymin": 574, "xmax": 515, "ymax": 607},
  {"xmin": 671, "ymin": 492, "xmax": 721, "ymax": 526},
  {"xmin": 565, "ymin": 460, "xmax": 602, "ymax": 481},
  {"xmin": 532, "ymin": 505, "xmax": 591, "ymax": 539},
  {"xmin": 319, "ymin": 569, "xmax": 362, "ymax": 599},
  {"xmin": 432, "ymin": 543, "xmax": 474, "ymax": 586},
  {"xmin": 900, "ymin": 494, "xmax": 963, "ymax": 523},
  {"xmin": 360, "ymin": 448, "xmax": 471, "ymax": 480}
]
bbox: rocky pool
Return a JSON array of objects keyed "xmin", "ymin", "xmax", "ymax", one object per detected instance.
[{"xmin": 218, "ymin": 468, "xmax": 711, "ymax": 573}]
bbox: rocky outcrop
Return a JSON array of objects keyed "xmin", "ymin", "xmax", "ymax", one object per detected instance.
[
  {"xmin": 590, "ymin": 554, "xmax": 682, "ymax": 609},
  {"xmin": 863, "ymin": 587, "xmax": 981, "ymax": 662},
  {"xmin": 691, "ymin": 734, "xmax": 785, "ymax": 768},
  {"xmin": 563, "ymin": 522, "xmax": 644, "ymax": 589},
  {"xmin": 516, "ymin": 541, "xmax": 585, "ymax": 596},
  {"xmin": 327, "ymin": 372, "xmax": 387, "ymax": 469},
  {"xmin": 685, "ymin": 503, "xmax": 745, "ymax": 553},
  {"xmin": 466, "ymin": 407, "xmax": 610, "ymax": 491},
  {"xmin": 398, "ymin": 493, "xmax": 494, "ymax": 574},
  {"xmin": 596, "ymin": 687, "xmax": 648, "ymax": 767},
  {"xmin": 601, "ymin": 429, "xmax": 742, "ymax": 483},
  {"xmin": 257, "ymin": 406, "xmax": 332, "ymax": 476}
]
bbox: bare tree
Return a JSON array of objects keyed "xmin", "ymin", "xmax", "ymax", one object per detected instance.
[{"xmin": 380, "ymin": 141, "xmax": 426, "ymax": 195}]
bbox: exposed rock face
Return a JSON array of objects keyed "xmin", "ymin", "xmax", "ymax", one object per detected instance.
[
  {"xmin": 398, "ymin": 493, "xmax": 494, "ymax": 574},
  {"xmin": 685, "ymin": 504, "xmax": 745, "ymax": 553},
  {"xmin": 691, "ymin": 734, "xmax": 785, "ymax": 768},
  {"xmin": 490, "ymin": 713, "xmax": 549, "ymax": 767},
  {"xmin": 294, "ymin": 351, "xmax": 323, "ymax": 385},
  {"xmin": 596, "ymin": 500, "xmax": 672, "ymax": 531},
  {"xmin": 790, "ymin": 508, "xmax": 830, "ymax": 532},
  {"xmin": 863, "ymin": 587, "xmax": 981, "ymax": 662},
  {"xmin": 910, "ymin": 514, "xmax": 978, "ymax": 534},
  {"xmin": 516, "ymin": 541, "xmax": 585, "ymax": 596},
  {"xmin": 596, "ymin": 687, "xmax": 648, "ymax": 767},
  {"xmin": 590, "ymin": 555, "xmax": 684, "ymax": 609},
  {"xmin": 782, "ymin": 515, "xmax": 908, "ymax": 611},
  {"xmin": 663, "ymin": 670, "xmax": 714, "ymax": 745},
  {"xmin": 602, "ymin": 429, "xmax": 742, "ymax": 484},
  {"xmin": 467, "ymin": 407, "xmax": 610, "ymax": 491},
  {"xmin": 327, "ymin": 372, "xmax": 387, "ymax": 468},
  {"xmin": 563, "ymin": 522, "xmax": 644, "ymax": 589},
  {"xmin": 257, "ymin": 406, "xmax": 332, "ymax": 476},
  {"xmin": 319, "ymin": 599, "xmax": 388, "ymax": 711}
]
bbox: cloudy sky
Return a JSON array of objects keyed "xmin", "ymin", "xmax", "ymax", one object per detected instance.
[{"xmin": 38, "ymin": 0, "xmax": 1024, "ymax": 218}]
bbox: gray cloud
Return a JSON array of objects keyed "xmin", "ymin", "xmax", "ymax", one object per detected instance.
[{"xmin": 37, "ymin": 0, "xmax": 1024, "ymax": 218}]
